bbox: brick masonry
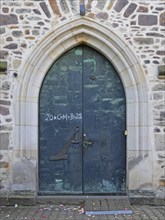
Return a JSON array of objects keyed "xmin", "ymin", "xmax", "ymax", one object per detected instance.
[{"xmin": 0, "ymin": 0, "xmax": 165, "ymax": 201}]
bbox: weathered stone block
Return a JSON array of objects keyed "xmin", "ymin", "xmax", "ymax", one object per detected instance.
[
  {"xmin": 48, "ymin": 0, "xmax": 61, "ymax": 15},
  {"xmin": 138, "ymin": 15, "xmax": 157, "ymax": 26},
  {"xmin": 2, "ymin": 7, "xmax": 9, "ymax": 13},
  {"xmin": 0, "ymin": 14, "xmax": 18, "ymax": 26},
  {"xmin": 0, "ymin": 61, "xmax": 7, "ymax": 75},
  {"xmin": 40, "ymin": 2, "xmax": 51, "ymax": 18},
  {"xmin": 0, "ymin": 81, "xmax": 10, "ymax": 91},
  {"xmin": 32, "ymin": 30, "xmax": 40, "ymax": 36},
  {"xmin": 137, "ymin": 6, "xmax": 148, "ymax": 13},
  {"xmin": 96, "ymin": 12, "xmax": 108, "ymax": 20},
  {"xmin": 25, "ymin": 36, "xmax": 35, "ymax": 40},
  {"xmin": 154, "ymin": 127, "xmax": 161, "ymax": 133},
  {"xmin": 155, "ymin": 7, "xmax": 164, "ymax": 11},
  {"xmin": 153, "ymin": 61, "xmax": 160, "ymax": 65},
  {"xmin": 155, "ymin": 134, "xmax": 165, "ymax": 151},
  {"xmin": 4, "ymin": 43, "xmax": 18, "ymax": 49},
  {"xmin": 8, "ymin": 2, "xmax": 21, "ymax": 7},
  {"xmin": 159, "ymin": 179, "xmax": 165, "ymax": 187},
  {"xmin": 15, "ymin": 9, "xmax": 31, "ymax": 14},
  {"xmin": 33, "ymin": 9, "xmax": 41, "ymax": 15},
  {"xmin": 86, "ymin": 0, "xmax": 92, "ymax": 12},
  {"xmin": 19, "ymin": 15, "xmax": 24, "ymax": 20},
  {"xmin": 0, "ymin": 50, "xmax": 8, "ymax": 59},
  {"xmin": 153, "ymin": 93, "xmax": 163, "ymax": 100},
  {"xmin": 5, "ymin": 118, "xmax": 12, "ymax": 123},
  {"xmin": 161, "ymin": 40, "xmax": 165, "ymax": 46},
  {"xmin": 59, "ymin": 0, "xmax": 69, "ymax": 14},
  {"xmin": 146, "ymin": 33, "xmax": 164, "ymax": 38},
  {"xmin": 68, "ymin": 0, "xmax": 77, "ymax": 13},
  {"xmin": 6, "ymin": 37, "xmax": 13, "ymax": 41},
  {"xmin": 96, "ymin": 0, "xmax": 107, "ymax": 10},
  {"xmin": 124, "ymin": 3, "xmax": 137, "ymax": 18},
  {"xmin": 154, "ymin": 121, "xmax": 165, "ymax": 127},
  {"xmin": 134, "ymin": 37, "xmax": 154, "ymax": 45},
  {"xmin": 0, "ymin": 106, "xmax": 9, "ymax": 116},
  {"xmin": 37, "ymin": 22, "xmax": 45, "ymax": 26},
  {"xmin": 25, "ymin": 2, "xmax": 34, "ymax": 7},
  {"xmin": 13, "ymin": 51, "xmax": 22, "ymax": 55},
  {"xmin": 112, "ymin": 23, "xmax": 119, "ymax": 28},
  {"xmin": 87, "ymin": 13, "xmax": 95, "ymax": 19},
  {"xmin": 154, "ymin": 101, "xmax": 165, "ymax": 110},
  {"xmin": 152, "ymin": 84, "xmax": 165, "ymax": 91},
  {"xmin": 144, "ymin": 60, "xmax": 150, "ymax": 64},
  {"xmin": 114, "ymin": 0, "xmax": 129, "ymax": 12},
  {"xmin": 20, "ymin": 43, "xmax": 27, "ymax": 48},
  {"xmin": 154, "ymin": 110, "xmax": 165, "ymax": 125},
  {"xmin": 157, "ymin": 50, "xmax": 165, "ymax": 56},
  {"xmin": 6, "ymin": 195, "xmax": 36, "ymax": 206},
  {"xmin": 0, "ymin": 133, "xmax": 9, "ymax": 150},
  {"xmin": 12, "ymin": 31, "xmax": 23, "ymax": 38},
  {"xmin": 158, "ymin": 65, "xmax": 165, "ymax": 79},
  {"xmin": 160, "ymin": 111, "xmax": 165, "ymax": 120},
  {"xmin": 25, "ymin": 29, "xmax": 30, "ymax": 35},
  {"xmin": 0, "ymin": 100, "xmax": 11, "ymax": 106},
  {"xmin": 0, "ymin": 125, "xmax": 12, "ymax": 131},
  {"xmin": 28, "ymin": 16, "xmax": 41, "ymax": 21},
  {"xmin": 160, "ymin": 12, "xmax": 165, "ymax": 26},
  {"xmin": 0, "ymin": 27, "xmax": 5, "ymax": 35},
  {"xmin": 13, "ymin": 59, "xmax": 22, "ymax": 69},
  {"xmin": 0, "ymin": 161, "xmax": 9, "ymax": 169}
]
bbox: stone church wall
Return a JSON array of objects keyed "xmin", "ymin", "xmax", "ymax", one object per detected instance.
[{"xmin": 0, "ymin": 0, "xmax": 164, "ymax": 203}]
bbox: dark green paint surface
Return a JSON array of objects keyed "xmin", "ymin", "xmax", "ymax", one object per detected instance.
[{"xmin": 39, "ymin": 45, "xmax": 126, "ymax": 194}]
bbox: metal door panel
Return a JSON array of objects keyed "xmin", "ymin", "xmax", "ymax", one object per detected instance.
[
  {"xmin": 39, "ymin": 48, "xmax": 83, "ymax": 194},
  {"xmin": 82, "ymin": 46, "xmax": 126, "ymax": 193}
]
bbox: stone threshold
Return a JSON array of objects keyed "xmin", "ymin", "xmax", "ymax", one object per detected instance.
[{"xmin": 0, "ymin": 195, "xmax": 164, "ymax": 206}]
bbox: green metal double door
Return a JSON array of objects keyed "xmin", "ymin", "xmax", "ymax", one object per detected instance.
[{"xmin": 39, "ymin": 45, "xmax": 126, "ymax": 195}]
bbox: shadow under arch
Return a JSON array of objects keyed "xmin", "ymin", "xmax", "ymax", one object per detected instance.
[{"xmin": 15, "ymin": 17, "xmax": 150, "ymax": 171}]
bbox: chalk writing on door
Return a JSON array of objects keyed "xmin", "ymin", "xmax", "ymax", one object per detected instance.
[{"xmin": 45, "ymin": 113, "xmax": 82, "ymax": 121}]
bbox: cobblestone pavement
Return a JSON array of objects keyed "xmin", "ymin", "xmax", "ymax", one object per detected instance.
[{"xmin": 0, "ymin": 204, "xmax": 165, "ymax": 220}]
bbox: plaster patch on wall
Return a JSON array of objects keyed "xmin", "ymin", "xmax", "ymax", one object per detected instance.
[
  {"xmin": 12, "ymin": 159, "xmax": 36, "ymax": 191},
  {"xmin": 129, "ymin": 154, "xmax": 153, "ymax": 191}
]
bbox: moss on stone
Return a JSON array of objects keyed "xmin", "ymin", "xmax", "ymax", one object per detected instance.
[{"xmin": 0, "ymin": 61, "xmax": 7, "ymax": 74}]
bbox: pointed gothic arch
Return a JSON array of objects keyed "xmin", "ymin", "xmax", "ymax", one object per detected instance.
[{"xmin": 15, "ymin": 17, "xmax": 150, "ymax": 192}]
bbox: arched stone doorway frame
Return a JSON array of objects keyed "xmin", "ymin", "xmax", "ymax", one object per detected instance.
[{"xmin": 15, "ymin": 17, "xmax": 150, "ymax": 192}]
